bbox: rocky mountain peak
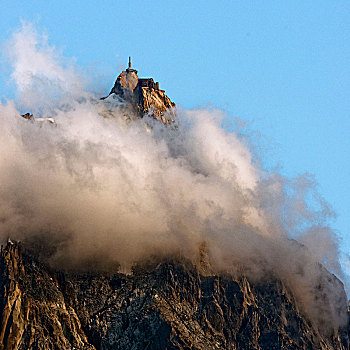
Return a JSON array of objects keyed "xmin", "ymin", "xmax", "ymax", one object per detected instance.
[
  {"xmin": 112, "ymin": 57, "xmax": 139, "ymax": 96},
  {"xmin": 104, "ymin": 57, "xmax": 176, "ymax": 124}
]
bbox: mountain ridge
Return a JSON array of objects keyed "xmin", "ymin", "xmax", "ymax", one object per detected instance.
[{"xmin": 0, "ymin": 241, "xmax": 349, "ymax": 350}]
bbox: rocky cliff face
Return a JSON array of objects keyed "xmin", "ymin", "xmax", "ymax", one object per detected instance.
[
  {"xmin": 103, "ymin": 59, "xmax": 175, "ymax": 124},
  {"xmin": 0, "ymin": 242, "xmax": 348, "ymax": 350}
]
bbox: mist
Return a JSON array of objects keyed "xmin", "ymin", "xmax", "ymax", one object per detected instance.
[{"xmin": 0, "ymin": 23, "xmax": 347, "ymax": 332}]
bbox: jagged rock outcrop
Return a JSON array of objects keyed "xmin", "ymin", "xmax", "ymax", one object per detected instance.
[
  {"xmin": 103, "ymin": 58, "xmax": 175, "ymax": 124},
  {"xmin": 0, "ymin": 242, "xmax": 349, "ymax": 350},
  {"xmin": 20, "ymin": 113, "xmax": 33, "ymax": 120},
  {"xmin": 0, "ymin": 242, "xmax": 94, "ymax": 349}
]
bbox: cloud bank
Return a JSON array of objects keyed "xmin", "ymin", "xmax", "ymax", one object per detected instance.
[{"xmin": 0, "ymin": 23, "xmax": 347, "ymax": 332}]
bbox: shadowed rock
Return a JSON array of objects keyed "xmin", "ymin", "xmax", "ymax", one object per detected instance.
[{"xmin": 0, "ymin": 242, "xmax": 349, "ymax": 349}]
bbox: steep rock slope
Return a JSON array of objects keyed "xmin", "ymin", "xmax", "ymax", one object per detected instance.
[
  {"xmin": 103, "ymin": 58, "xmax": 175, "ymax": 124},
  {"xmin": 0, "ymin": 242, "xmax": 348, "ymax": 350}
]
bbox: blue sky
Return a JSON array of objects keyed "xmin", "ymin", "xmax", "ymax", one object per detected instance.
[{"xmin": 1, "ymin": 1, "xmax": 350, "ymax": 264}]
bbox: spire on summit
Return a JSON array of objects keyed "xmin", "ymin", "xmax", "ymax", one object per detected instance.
[{"xmin": 126, "ymin": 56, "xmax": 137, "ymax": 74}]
